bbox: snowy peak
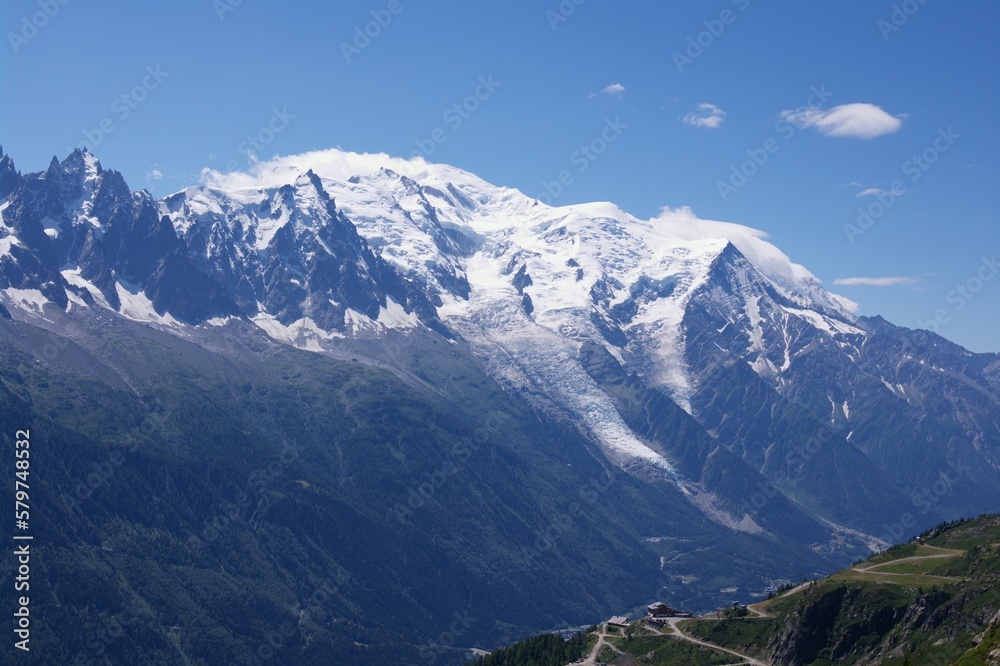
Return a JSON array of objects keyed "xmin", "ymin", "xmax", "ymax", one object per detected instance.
[
  {"xmin": 1, "ymin": 147, "xmax": 865, "ymax": 373},
  {"xmin": 684, "ymin": 240, "xmax": 866, "ymax": 381},
  {"xmin": 42, "ymin": 149, "xmax": 103, "ymax": 215},
  {"xmin": 157, "ymin": 173, "xmax": 435, "ymax": 334},
  {"xmin": 2, "ymin": 146, "xmax": 867, "ymax": 379},
  {"xmin": 45, "ymin": 148, "xmax": 102, "ymax": 186},
  {"xmin": 3, "ymin": 147, "xmax": 998, "ymax": 551},
  {"xmin": 2, "ymin": 151, "xmax": 436, "ymax": 335},
  {"xmin": 0, "ymin": 148, "xmax": 20, "ymax": 199}
]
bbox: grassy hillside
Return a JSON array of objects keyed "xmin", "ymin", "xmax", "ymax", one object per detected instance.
[
  {"xmin": 465, "ymin": 515, "xmax": 1000, "ymax": 666},
  {"xmin": 681, "ymin": 514, "xmax": 1000, "ymax": 665}
]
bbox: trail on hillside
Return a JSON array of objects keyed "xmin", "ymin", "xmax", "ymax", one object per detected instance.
[
  {"xmin": 667, "ymin": 617, "xmax": 768, "ymax": 666},
  {"xmin": 568, "ymin": 623, "xmax": 624, "ymax": 666},
  {"xmin": 746, "ymin": 545, "xmax": 966, "ymax": 619},
  {"xmin": 852, "ymin": 545, "xmax": 964, "ymax": 580}
]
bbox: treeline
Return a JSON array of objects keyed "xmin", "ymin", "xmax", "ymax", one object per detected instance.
[
  {"xmin": 920, "ymin": 516, "xmax": 972, "ymax": 539},
  {"xmin": 468, "ymin": 631, "xmax": 591, "ymax": 666}
]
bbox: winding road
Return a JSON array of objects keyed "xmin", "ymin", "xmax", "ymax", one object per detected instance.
[
  {"xmin": 568, "ymin": 545, "xmax": 968, "ymax": 666},
  {"xmin": 665, "ymin": 617, "xmax": 768, "ymax": 666},
  {"xmin": 851, "ymin": 545, "xmax": 963, "ymax": 579},
  {"xmin": 569, "ymin": 622, "xmax": 623, "ymax": 666},
  {"xmin": 570, "ymin": 619, "xmax": 763, "ymax": 666}
]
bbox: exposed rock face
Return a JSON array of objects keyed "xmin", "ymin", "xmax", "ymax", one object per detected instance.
[{"xmin": 2, "ymin": 148, "xmax": 998, "ymax": 560}]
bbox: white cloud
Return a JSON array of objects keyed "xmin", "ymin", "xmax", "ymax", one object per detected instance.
[
  {"xmin": 147, "ymin": 169, "xmax": 163, "ymax": 181},
  {"xmin": 855, "ymin": 187, "xmax": 884, "ymax": 197},
  {"xmin": 830, "ymin": 293, "xmax": 860, "ymax": 313},
  {"xmin": 834, "ymin": 276, "xmax": 919, "ymax": 287},
  {"xmin": 682, "ymin": 103, "xmax": 726, "ymax": 129},
  {"xmin": 651, "ymin": 206, "xmax": 857, "ymax": 317},
  {"xmin": 781, "ymin": 103, "xmax": 903, "ymax": 139},
  {"xmin": 652, "ymin": 206, "xmax": 808, "ymax": 284},
  {"xmin": 199, "ymin": 148, "xmax": 440, "ymax": 191},
  {"xmin": 591, "ymin": 83, "xmax": 626, "ymax": 98}
]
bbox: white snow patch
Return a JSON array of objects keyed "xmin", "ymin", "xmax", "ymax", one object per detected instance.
[
  {"xmin": 251, "ymin": 313, "xmax": 344, "ymax": 350},
  {"xmin": 879, "ymin": 377, "xmax": 910, "ymax": 401},
  {"xmin": 204, "ymin": 316, "xmax": 238, "ymax": 327},
  {"xmin": 255, "ymin": 204, "xmax": 291, "ymax": 250},
  {"xmin": 115, "ymin": 282, "xmax": 183, "ymax": 328},
  {"xmin": 40, "ymin": 216, "xmax": 61, "ymax": 237},
  {"xmin": 343, "ymin": 308, "xmax": 377, "ymax": 335},
  {"xmin": 60, "ymin": 268, "xmax": 110, "ymax": 309},
  {"xmin": 0, "ymin": 234, "xmax": 19, "ymax": 255},
  {"xmin": 745, "ymin": 296, "xmax": 764, "ymax": 353},
  {"xmin": 377, "ymin": 298, "xmax": 421, "ymax": 328},
  {"xmin": 783, "ymin": 306, "xmax": 866, "ymax": 337},
  {"xmin": 3, "ymin": 288, "xmax": 49, "ymax": 314},
  {"xmin": 442, "ymin": 256, "xmax": 694, "ymax": 495}
]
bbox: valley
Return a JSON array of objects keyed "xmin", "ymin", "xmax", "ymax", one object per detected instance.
[
  {"xmin": 475, "ymin": 515, "xmax": 999, "ymax": 665},
  {"xmin": 0, "ymin": 147, "xmax": 997, "ymax": 664}
]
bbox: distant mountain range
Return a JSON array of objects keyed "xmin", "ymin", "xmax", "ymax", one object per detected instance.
[{"xmin": 1, "ymin": 146, "xmax": 997, "ymax": 664}]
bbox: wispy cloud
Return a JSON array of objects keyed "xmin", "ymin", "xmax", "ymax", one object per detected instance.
[
  {"xmin": 200, "ymin": 148, "xmax": 440, "ymax": 191},
  {"xmin": 591, "ymin": 83, "xmax": 625, "ymax": 99},
  {"xmin": 834, "ymin": 276, "xmax": 919, "ymax": 287},
  {"xmin": 682, "ymin": 102, "xmax": 726, "ymax": 129},
  {"xmin": 855, "ymin": 187, "xmax": 884, "ymax": 197},
  {"xmin": 781, "ymin": 103, "xmax": 902, "ymax": 139},
  {"xmin": 147, "ymin": 169, "xmax": 163, "ymax": 181},
  {"xmin": 830, "ymin": 293, "xmax": 859, "ymax": 313}
]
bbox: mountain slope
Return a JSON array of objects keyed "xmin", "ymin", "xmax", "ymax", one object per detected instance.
[
  {"xmin": 485, "ymin": 515, "xmax": 1000, "ymax": 666},
  {"xmin": 1, "ymin": 146, "xmax": 998, "ymax": 662},
  {"xmin": 679, "ymin": 514, "xmax": 1000, "ymax": 666},
  {"xmin": 4, "ymin": 147, "xmax": 998, "ymax": 551},
  {"xmin": 0, "ymin": 305, "xmax": 844, "ymax": 665}
]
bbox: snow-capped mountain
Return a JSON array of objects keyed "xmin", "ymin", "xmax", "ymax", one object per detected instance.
[{"xmin": 2, "ymin": 147, "xmax": 998, "ymax": 549}]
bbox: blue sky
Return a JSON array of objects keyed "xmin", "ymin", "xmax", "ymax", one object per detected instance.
[{"xmin": 2, "ymin": 0, "xmax": 998, "ymax": 351}]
